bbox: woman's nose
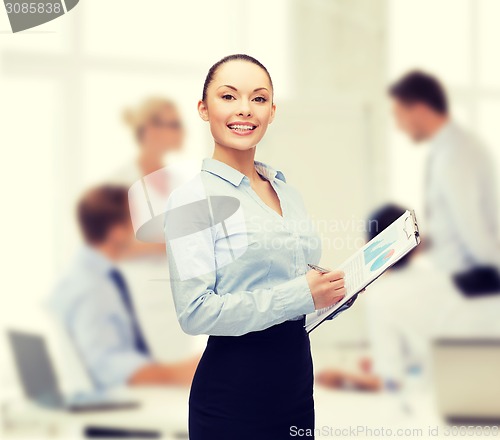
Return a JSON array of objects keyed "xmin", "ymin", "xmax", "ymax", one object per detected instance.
[{"xmin": 237, "ymin": 101, "xmax": 252, "ymax": 117}]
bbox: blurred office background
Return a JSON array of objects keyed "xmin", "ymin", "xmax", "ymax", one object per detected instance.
[{"xmin": 1, "ymin": 0, "xmax": 499, "ymax": 437}]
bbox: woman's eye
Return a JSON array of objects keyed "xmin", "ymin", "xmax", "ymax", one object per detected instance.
[
  {"xmin": 253, "ymin": 96, "xmax": 267, "ymax": 103},
  {"xmin": 222, "ymin": 94, "xmax": 235, "ymax": 100}
]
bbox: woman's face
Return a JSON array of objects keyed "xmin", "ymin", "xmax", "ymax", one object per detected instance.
[
  {"xmin": 142, "ymin": 106, "xmax": 184, "ymax": 154},
  {"xmin": 198, "ymin": 60, "xmax": 276, "ymax": 151}
]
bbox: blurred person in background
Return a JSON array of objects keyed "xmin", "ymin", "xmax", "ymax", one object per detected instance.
[
  {"xmin": 110, "ymin": 96, "xmax": 185, "ymax": 259},
  {"xmin": 113, "ymin": 96, "xmax": 184, "ymax": 185},
  {"xmin": 316, "ymin": 204, "xmax": 456, "ymax": 392},
  {"xmin": 389, "ymin": 71, "xmax": 500, "ymax": 295},
  {"xmin": 360, "ymin": 204, "xmax": 455, "ymax": 391},
  {"xmin": 47, "ymin": 185, "xmax": 199, "ymax": 390}
]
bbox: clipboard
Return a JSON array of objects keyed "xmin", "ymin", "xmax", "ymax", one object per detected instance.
[{"xmin": 305, "ymin": 210, "xmax": 421, "ymax": 333}]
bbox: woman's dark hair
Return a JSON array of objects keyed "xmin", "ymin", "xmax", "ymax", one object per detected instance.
[
  {"xmin": 389, "ymin": 70, "xmax": 448, "ymax": 115},
  {"xmin": 366, "ymin": 203, "xmax": 413, "ymax": 270},
  {"xmin": 202, "ymin": 54, "xmax": 274, "ymax": 102}
]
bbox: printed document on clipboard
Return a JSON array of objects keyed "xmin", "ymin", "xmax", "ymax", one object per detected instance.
[{"xmin": 305, "ymin": 210, "xmax": 421, "ymax": 333}]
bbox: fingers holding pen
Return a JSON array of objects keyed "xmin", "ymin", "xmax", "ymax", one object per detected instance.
[{"xmin": 306, "ymin": 269, "xmax": 347, "ymax": 310}]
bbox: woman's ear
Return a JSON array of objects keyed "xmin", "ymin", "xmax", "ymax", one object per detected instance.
[
  {"xmin": 268, "ymin": 102, "xmax": 277, "ymax": 124},
  {"xmin": 198, "ymin": 99, "xmax": 209, "ymax": 121}
]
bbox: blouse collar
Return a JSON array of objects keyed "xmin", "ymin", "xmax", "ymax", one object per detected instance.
[{"xmin": 202, "ymin": 157, "xmax": 286, "ymax": 187}]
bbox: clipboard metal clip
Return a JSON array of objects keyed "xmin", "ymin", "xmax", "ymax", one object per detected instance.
[{"xmin": 403, "ymin": 210, "xmax": 420, "ymax": 242}]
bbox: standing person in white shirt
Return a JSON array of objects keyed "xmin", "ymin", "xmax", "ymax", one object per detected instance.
[
  {"xmin": 110, "ymin": 97, "xmax": 186, "ymax": 258},
  {"xmin": 389, "ymin": 71, "xmax": 500, "ymax": 295}
]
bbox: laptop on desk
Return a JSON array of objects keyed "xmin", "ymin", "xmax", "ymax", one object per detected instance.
[
  {"xmin": 7, "ymin": 330, "xmax": 139, "ymax": 412},
  {"xmin": 432, "ymin": 338, "xmax": 500, "ymax": 425}
]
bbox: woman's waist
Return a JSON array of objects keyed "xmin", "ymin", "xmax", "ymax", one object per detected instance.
[{"xmin": 207, "ymin": 316, "xmax": 307, "ymax": 344}]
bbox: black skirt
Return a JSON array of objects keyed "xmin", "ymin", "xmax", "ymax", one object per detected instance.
[{"xmin": 188, "ymin": 316, "xmax": 315, "ymax": 440}]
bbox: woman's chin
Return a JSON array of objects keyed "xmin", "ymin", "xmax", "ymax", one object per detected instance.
[{"xmin": 217, "ymin": 139, "xmax": 259, "ymax": 152}]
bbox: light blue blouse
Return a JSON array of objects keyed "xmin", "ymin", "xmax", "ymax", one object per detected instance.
[{"xmin": 164, "ymin": 158, "xmax": 322, "ymax": 337}]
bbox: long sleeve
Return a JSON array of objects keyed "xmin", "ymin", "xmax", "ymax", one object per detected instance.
[{"xmin": 165, "ymin": 228, "xmax": 315, "ymax": 336}]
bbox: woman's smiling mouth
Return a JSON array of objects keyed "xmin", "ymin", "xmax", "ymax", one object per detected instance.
[{"xmin": 227, "ymin": 121, "xmax": 258, "ymax": 135}]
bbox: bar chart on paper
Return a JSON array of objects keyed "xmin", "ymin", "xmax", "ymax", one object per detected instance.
[{"xmin": 305, "ymin": 210, "xmax": 420, "ymax": 333}]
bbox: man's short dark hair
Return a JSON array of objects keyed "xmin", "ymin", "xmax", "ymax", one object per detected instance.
[
  {"xmin": 77, "ymin": 185, "xmax": 130, "ymax": 244},
  {"xmin": 366, "ymin": 203, "xmax": 413, "ymax": 270},
  {"xmin": 389, "ymin": 70, "xmax": 448, "ymax": 115}
]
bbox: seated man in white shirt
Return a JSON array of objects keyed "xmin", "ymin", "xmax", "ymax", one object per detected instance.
[
  {"xmin": 388, "ymin": 71, "xmax": 500, "ymax": 295},
  {"xmin": 48, "ymin": 185, "xmax": 199, "ymax": 390},
  {"xmin": 318, "ymin": 202, "xmax": 500, "ymax": 391},
  {"xmin": 316, "ymin": 204, "xmax": 457, "ymax": 391}
]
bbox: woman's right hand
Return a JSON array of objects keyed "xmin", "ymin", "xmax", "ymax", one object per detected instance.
[{"xmin": 306, "ymin": 269, "xmax": 346, "ymax": 310}]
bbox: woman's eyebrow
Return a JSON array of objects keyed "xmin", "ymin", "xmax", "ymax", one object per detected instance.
[{"xmin": 217, "ymin": 85, "xmax": 269, "ymax": 92}]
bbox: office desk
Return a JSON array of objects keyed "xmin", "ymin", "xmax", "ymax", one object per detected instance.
[
  {"xmin": 3, "ymin": 386, "xmax": 466, "ymax": 439},
  {"xmin": 314, "ymin": 386, "xmax": 463, "ymax": 439},
  {"xmin": 2, "ymin": 387, "xmax": 189, "ymax": 439}
]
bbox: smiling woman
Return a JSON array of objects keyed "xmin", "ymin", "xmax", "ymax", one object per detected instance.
[
  {"xmin": 164, "ymin": 54, "xmax": 350, "ymax": 440},
  {"xmin": 198, "ymin": 54, "xmax": 276, "ymax": 155}
]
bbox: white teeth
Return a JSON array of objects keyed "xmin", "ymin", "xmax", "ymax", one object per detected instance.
[{"xmin": 228, "ymin": 124, "xmax": 255, "ymax": 131}]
